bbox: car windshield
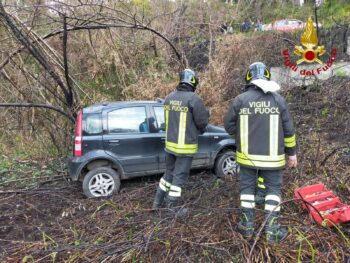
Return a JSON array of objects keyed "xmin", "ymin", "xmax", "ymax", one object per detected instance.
[
  {"xmin": 276, "ymin": 20, "xmax": 286, "ymax": 26},
  {"xmin": 288, "ymin": 20, "xmax": 301, "ymax": 25}
]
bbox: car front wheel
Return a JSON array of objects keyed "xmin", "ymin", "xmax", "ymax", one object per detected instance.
[
  {"xmin": 214, "ymin": 150, "xmax": 239, "ymax": 177},
  {"xmin": 82, "ymin": 167, "xmax": 120, "ymax": 198}
]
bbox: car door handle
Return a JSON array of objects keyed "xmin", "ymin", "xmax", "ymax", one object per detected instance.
[
  {"xmin": 213, "ymin": 136, "xmax": 219, "ymax": 139},
  {"xmin": 108, "ymin": 139, "xmax": 120, "ymax": 144},
  {"xmin": 161, "ymin": 138, "xmax": 166, "ymax": 142}
]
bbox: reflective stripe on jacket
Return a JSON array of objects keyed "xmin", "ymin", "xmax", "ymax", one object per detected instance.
[
  {"xmin": 165, "ymin": 84, "xmax": 209, "ymax": 155},
  {"xmin": 224, "ymin": 85, "xmax": 296, "ymax": 169}
]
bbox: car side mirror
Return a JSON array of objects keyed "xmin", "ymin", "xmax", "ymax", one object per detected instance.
[{"xmin": 202, "ymin": 125, "xmax": 209, "ymax": 133}]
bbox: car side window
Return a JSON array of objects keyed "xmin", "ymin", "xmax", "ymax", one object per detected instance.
[
  {"xmin": 83, "ymin": 113, "xmax": 102, "ymax": 135},
  {"xmin": 153, "ymin": 106, "xmax": 165, "ymax": 132},
  {"xmin": 108, "ymin": 107, "xmax": 147, "ymax": 133}
]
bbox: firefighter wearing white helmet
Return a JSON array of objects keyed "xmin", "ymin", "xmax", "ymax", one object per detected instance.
[
  {"xmin": 224, "ymin": 62, "xmax": 298, "ymax": 243},
  {"xmin": 152, "ymin": 69, "xmax": 209, "ymax": 217}
]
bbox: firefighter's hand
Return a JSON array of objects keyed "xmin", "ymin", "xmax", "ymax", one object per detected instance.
[{"xmin": 287, "ymin": 155, "xmax": 298, "ymax": 168}]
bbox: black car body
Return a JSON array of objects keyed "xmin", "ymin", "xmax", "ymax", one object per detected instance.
[{"xmin": 68, "ymin": 100, "xmax": 237, "ymax": 197}]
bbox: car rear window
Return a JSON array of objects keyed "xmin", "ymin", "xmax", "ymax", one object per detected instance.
[{"xmin": 83, "ymin": 113, "xmax": 102, "ymax": 135}]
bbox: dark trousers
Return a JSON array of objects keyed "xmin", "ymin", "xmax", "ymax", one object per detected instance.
[
  {"xmin": 163, "ymin": 152, "xmax": 193, "ymax": 190},
  {"xmin": 240, "ymin": 166, "xmax": 282, "ymax": 196},
  {"xmin": 240, "ymin": 166, "xmax": 282, "ymax": 212}
]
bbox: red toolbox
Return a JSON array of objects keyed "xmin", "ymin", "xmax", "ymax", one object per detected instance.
[{"xmin": 294, "ymin": 183, "xmax": 350, "ymax": 226}]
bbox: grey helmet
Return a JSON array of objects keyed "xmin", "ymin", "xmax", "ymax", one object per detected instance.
[
  {"xmin": 245, "ymin": 62, "xmax": 271, "ymax": 83},
  {"xmin": 179, "ymin": 69, "xmax": 199, "ymax": 89}
]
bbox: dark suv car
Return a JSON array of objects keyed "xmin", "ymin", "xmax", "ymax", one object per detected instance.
[{"xmin": 68, "ymin": 100, "xmax": 237, "ymax": 197}]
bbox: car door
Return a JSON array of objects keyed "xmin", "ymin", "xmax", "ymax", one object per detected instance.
[
  {"xmin": 152, "ymin": 105, "xmax": 167, "ymax": 170},
  {"xmin": 193, "ymin": 132, "xmax": 212, "ymax": 167},
  {"xmin": 102, "ymin": 105, "xmax": 159, "ymax": 175}
]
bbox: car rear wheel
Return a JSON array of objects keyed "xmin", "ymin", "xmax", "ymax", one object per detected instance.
[
  {"xmin": 214, "ymin": 150, "xmax": 239, "ymax": 177},
  {"xmin": 82, "ymin": 167, "xmax": 120, "ymax": 198}
]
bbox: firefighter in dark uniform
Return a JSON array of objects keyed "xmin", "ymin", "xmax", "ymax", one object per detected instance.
[
  {"xmin": 224, "ymin": 62, "xmax": 297, "ymax": 243},
  {"xmin": 152, "ymin": 69, "xmax": 209, "ymax": 216}
]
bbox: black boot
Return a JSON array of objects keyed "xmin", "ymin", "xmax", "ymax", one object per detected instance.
[
  {"xmin": 265, "ymin": 212, "xmax": 288, "ymax": 244},
  {"xmin": 164, "ymin": 195, "xmax": 189, "ymax": 218},
  {"xmin": 237, "ymin": 208, "xmax": 255, "ymax": 238},
  {"xmin": 152, "ymin": 187, "xmax": 166, "ymax": 209}
]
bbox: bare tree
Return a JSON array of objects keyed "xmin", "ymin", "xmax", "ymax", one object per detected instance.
[{"xmin": 0, "ymin": 0, "xmax": 248, "ymax": 156}]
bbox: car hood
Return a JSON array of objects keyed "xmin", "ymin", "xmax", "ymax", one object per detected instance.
[{"xmin": 206, "ymin": 124, "xmax": 226, "ymax": 133}]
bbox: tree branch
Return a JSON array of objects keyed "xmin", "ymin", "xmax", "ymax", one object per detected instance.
[
  {"xmin": 0, "ymin": 103, "xmax": 75, "ymax": 123},
  {"xmin": 0, "ymin": 3, "xmax": 75, "ymax": 117},
  {"xmin": 0, "ymin": 14, "xmax": 183, "ymax": 71},
  {"xmin": 47, "ymin": 23, "xmax": 183, "ymax": 64},
  {"xmin": 62, "ymin": 14, "xmax": 74, "ymax": 109}
]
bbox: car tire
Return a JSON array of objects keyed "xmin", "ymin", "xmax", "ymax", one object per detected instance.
[
  {"xmin": 82, "ymin": 167, "xmax": 120, "ymax": 198},
  {"xmin": 214, "ymin": 150, "xmax": 239, "ymax": 177}
]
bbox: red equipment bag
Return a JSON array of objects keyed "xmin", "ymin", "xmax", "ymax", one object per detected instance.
[{"xmin": 294, "ymin": 183, "xmax": 350, "ymax": 227}]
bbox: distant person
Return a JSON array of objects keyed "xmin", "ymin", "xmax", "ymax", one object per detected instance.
[
  {"xmin": 220, "ymin": 23, "xmax": 228, "ymax": 34},
  {"xmin": 139, "ymin": 117, "xmax": 158, "ymax": 133},
  {"xmin": 224, "ymin": 62, "xmax": 297, "ymax": 244},
  {"xmin": 148, "ymin": 117, "xmax": 158, "ymax": 133},
  {"xmin": 139, "ymin": 118, "xmax": 149, "ymax": 132},
  {"xmin": 240, "ymin": 22, "xmax": 245, "ymax": 32},
  {"xmin": 240, "ymin": 19, "xmax": 251, "ymax": 32},
  {"xmin": 152, "ymin": 69, "xmax": 209, "ymax": 217},
  {"xmin": 256, "ymin": 19, "xmax": 263, "ymax": 32}
]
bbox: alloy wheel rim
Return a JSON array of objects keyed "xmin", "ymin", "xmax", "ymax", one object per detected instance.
[
  {"xmin": 89, "ymin": 173, "xmax": 115, "ymax": 197},
  {"xmin": 222, "ymin": 156, "xmax": 238, "ymax": 176}
]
